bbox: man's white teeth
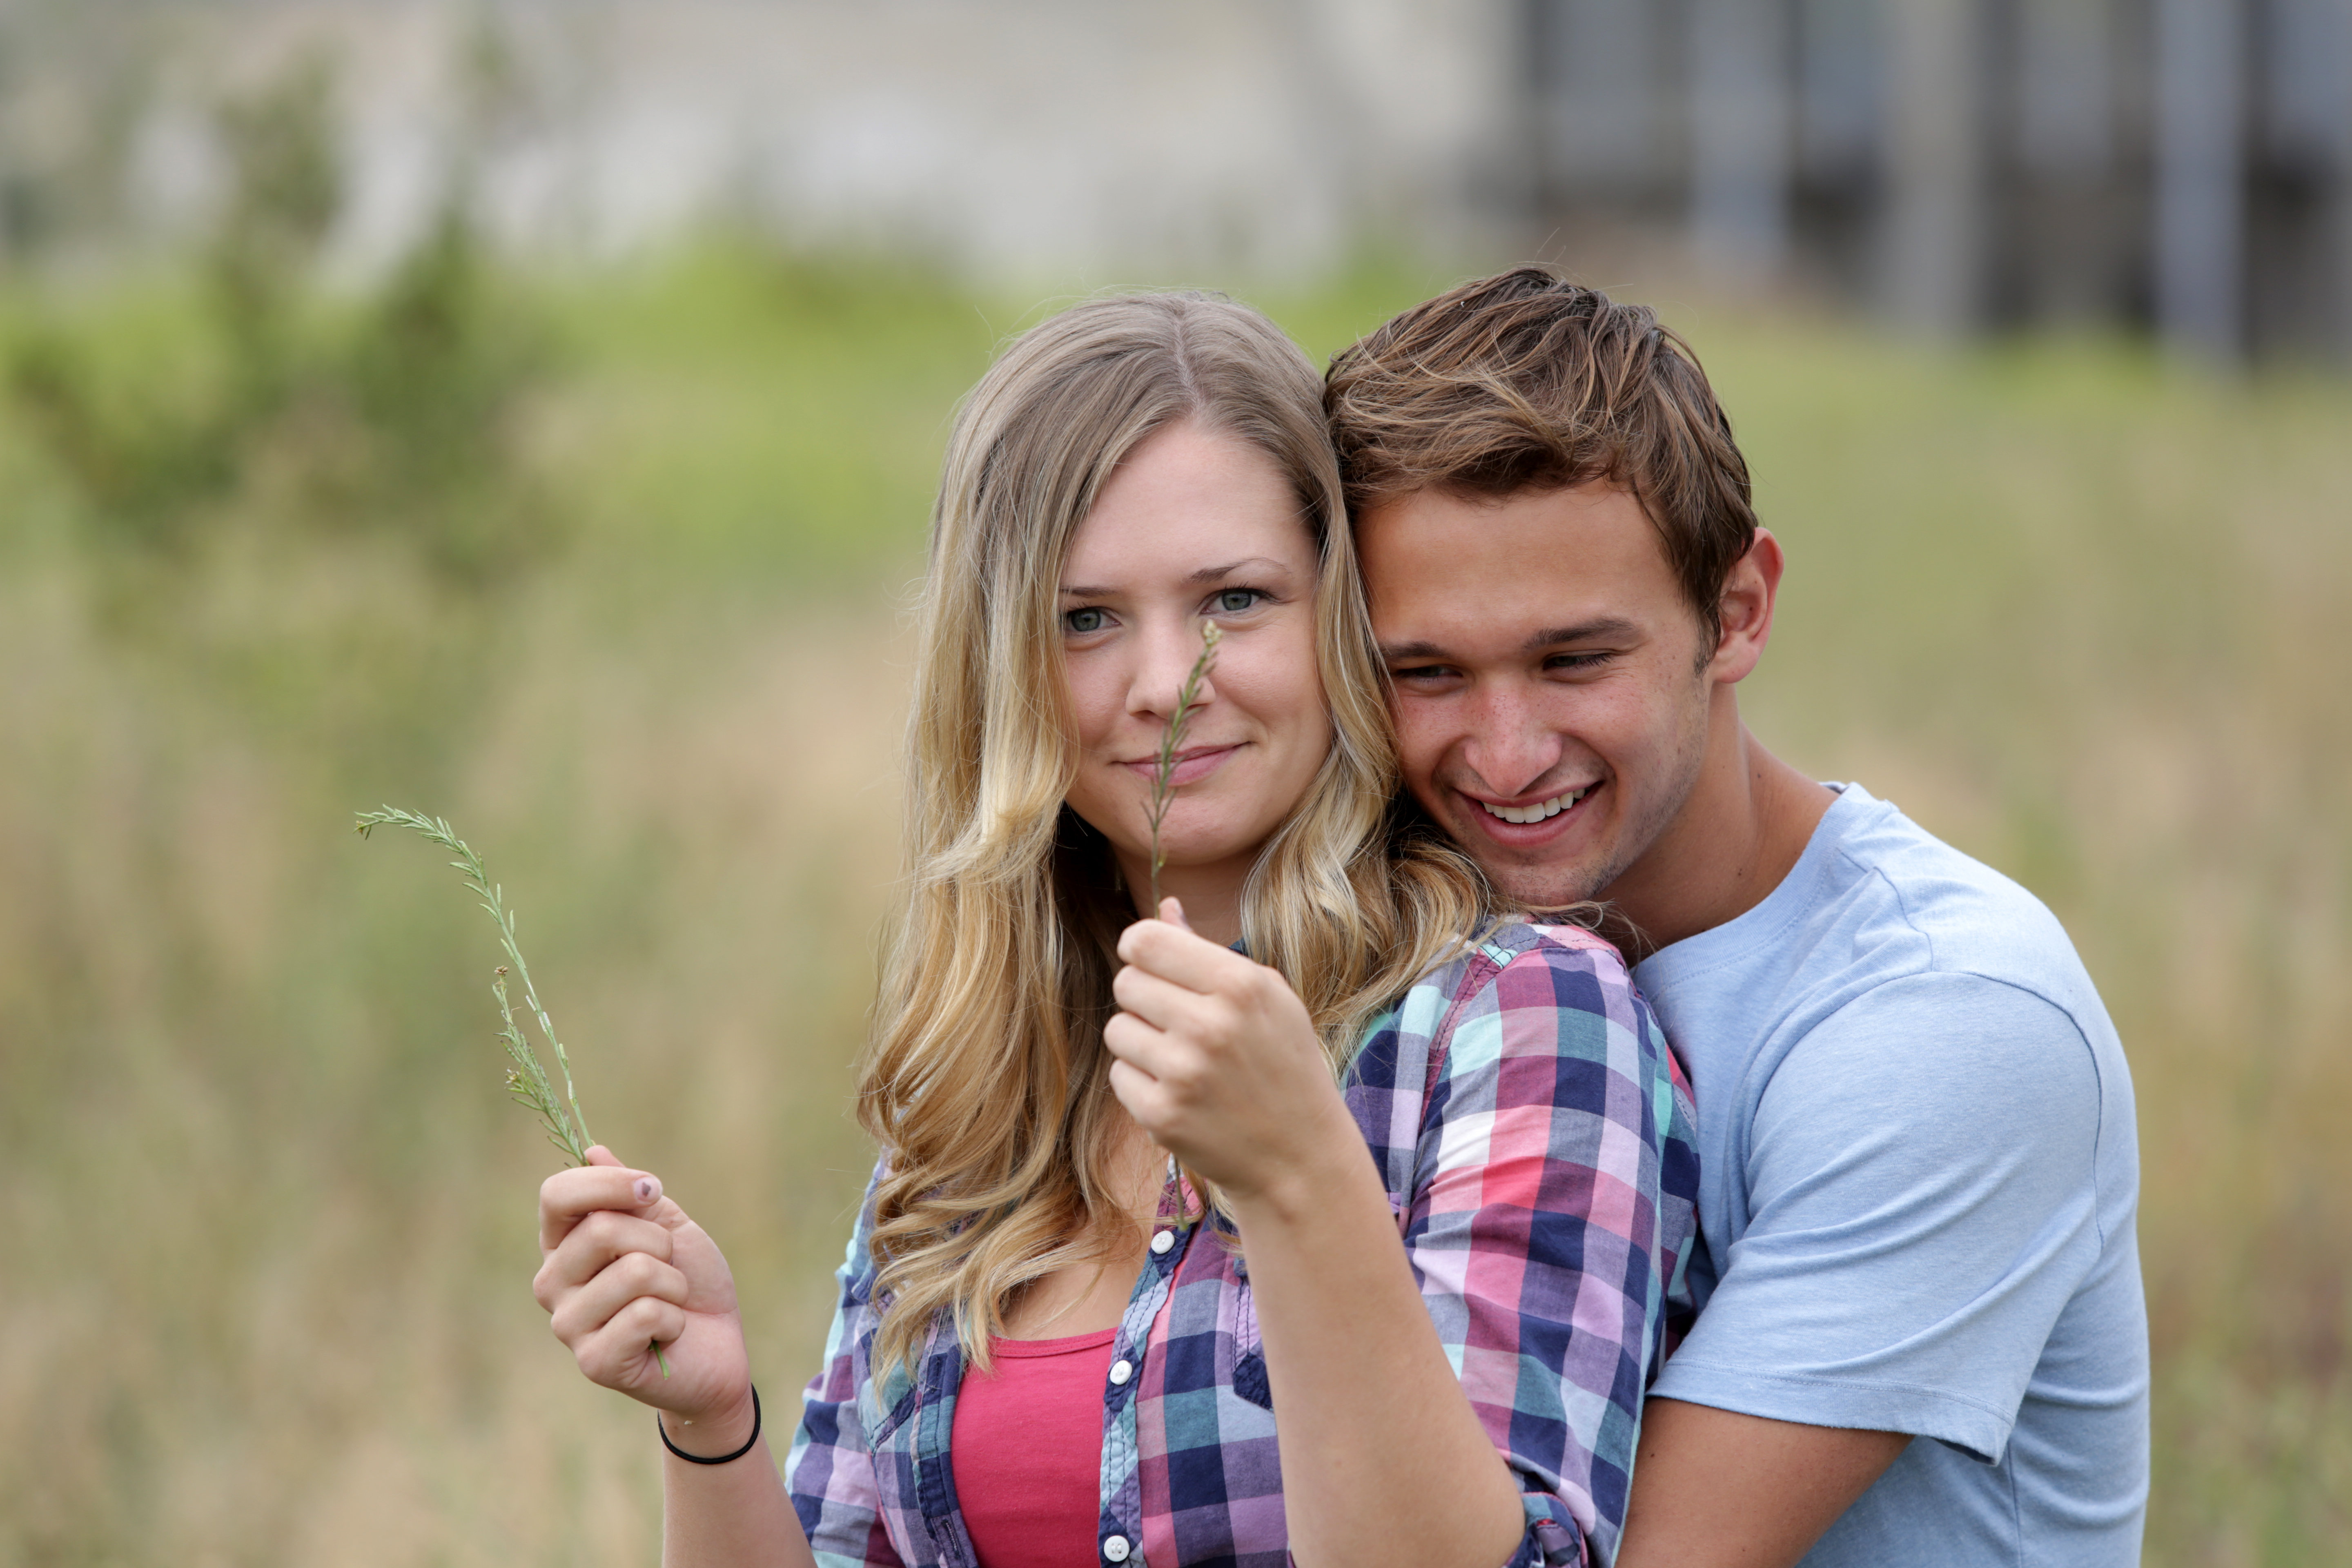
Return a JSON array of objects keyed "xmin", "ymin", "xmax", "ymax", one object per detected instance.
[{"xmin": 1479, "ymin": 786, "xmax": 1591, "ymax": 824}]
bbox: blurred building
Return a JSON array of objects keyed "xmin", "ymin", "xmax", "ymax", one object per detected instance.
[
  {"xmin": 5, "ymin": 0, "xmax": 2348, "ymax": 361},
  {"xmin": 1522, "ymin": 0, "xmax": 2352, "ymax": 361}
]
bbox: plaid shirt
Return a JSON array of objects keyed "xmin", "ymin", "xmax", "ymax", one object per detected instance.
[{"xmin": 786, "ymin": 922, "xmax": 1704, "ymax": 1568}]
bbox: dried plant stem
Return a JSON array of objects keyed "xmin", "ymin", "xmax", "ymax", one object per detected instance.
[
  {"xmin": 1146, "ymin": 622, "xmax": 1221, "ymax": 911},
  {"xmin": 355, "ymin": 807, "xmax": 594, "ymax": 1162},
  {"xmin": 355, "ymin": 806, "xmax": 669, "ymax": 1378}
]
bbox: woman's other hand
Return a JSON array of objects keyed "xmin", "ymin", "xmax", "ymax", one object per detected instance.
[
  {"xmin": 534, "ymin": 1147, "xmax": 753, "ymax": 1439},
  {"xmin": 1105, "ymin": 900, "xmax": 1361, "ymax": 1209}
]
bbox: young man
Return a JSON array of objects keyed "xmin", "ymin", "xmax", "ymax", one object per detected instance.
[{"xmin": 1326, "ymin": 269, "xmax": 2147, "ymax": 1567}]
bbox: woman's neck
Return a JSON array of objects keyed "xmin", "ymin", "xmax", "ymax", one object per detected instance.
[{"xmin": 1116, "ymin": 847, "xmax": 1253, "ymax": 948}]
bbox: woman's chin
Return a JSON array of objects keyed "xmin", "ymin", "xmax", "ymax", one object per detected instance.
[{"xmin": 1140, "ymin": 833, "xmax": 1275, "ymax": 884}]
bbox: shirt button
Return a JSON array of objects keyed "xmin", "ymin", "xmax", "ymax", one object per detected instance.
[
  {"xmin": 1149, "ymin": 1230, "xmax": 1174, "ymax": 1255},
  {"xmin": 1103, "ymin": 1535, "xmax": 1131, "ymax": 1563},
  {"xmin": 1109, "ymin": 1358, "xmax": 1133, "ymax": 1385}
]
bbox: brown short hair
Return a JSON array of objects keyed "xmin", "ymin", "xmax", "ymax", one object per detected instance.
[{"xmin": 1325, "ymin": 265, "xmax": 1757, "ymax": 648}]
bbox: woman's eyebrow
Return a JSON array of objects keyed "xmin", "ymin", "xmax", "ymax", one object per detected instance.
[
  {"xmin": 1060, "ymin": 557, "xmax": 1292, "ymax": 597},
  {"xmin": 1183, "ymin": 557, "xmax": 1289, "ymax": 585}
]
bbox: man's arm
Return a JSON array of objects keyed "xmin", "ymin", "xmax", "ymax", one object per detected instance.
[
  {"xmin": 1615, "ymin": 1400, "xmax": 1910, "ymax": 1568},
  {"xmin": 1623, "ymin": 976, "xmax": 2110, "ymax": 1563}
]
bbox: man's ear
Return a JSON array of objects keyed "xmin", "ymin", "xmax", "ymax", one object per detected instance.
[{"xmin": 1708, "ymin": 528, "xmax": 1784, "ymax": 684}]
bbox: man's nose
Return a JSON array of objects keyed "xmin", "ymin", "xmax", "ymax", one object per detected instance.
[{"xmin": 1458, "ymin": 680, "xmax": 1563, "ymax": 797}]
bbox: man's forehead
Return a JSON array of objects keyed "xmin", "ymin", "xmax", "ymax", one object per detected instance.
[{"xmin": 1356, "ymin": 482, "xmax": 1680, "ymax": 642}]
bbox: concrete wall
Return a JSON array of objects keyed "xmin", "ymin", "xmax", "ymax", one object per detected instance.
[{"xmin": 78, "ymin": 0, "xmax": 1518, "ymax": 282}]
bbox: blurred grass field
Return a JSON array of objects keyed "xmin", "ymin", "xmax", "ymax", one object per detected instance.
[{"xmin": 0, "ymin": 242, "xmax": 2345, "ymax": 1566}]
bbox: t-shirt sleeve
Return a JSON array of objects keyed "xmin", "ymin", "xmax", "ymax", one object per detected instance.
[{"xmin": 1650, "ymin": 972, "xmax": 2107, "ymax": 1462}]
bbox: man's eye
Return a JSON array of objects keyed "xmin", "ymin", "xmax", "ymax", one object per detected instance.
[{"xmin": 1065, "ymin": 608, "xmax": 1109, "ymax": 635}]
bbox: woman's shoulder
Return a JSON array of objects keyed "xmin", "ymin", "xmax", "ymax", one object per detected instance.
[
  {"xmin": 1348, "ymin": 918, "xmax": 1690, "ymax": 1167},
  {"xmin": 1479, "ymin": 917, "xmax": 1629, "ymax": 967},
  {"xmin": 1403, "ymin": 918, "xmax": 1636, "ymax": 1008},
  {"xmin": 1357, "ymin": 918, "xmax": 1648, "ymax": 1074}
]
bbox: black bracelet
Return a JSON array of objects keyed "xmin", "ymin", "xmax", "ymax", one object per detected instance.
[{"xmin": 658, "ymin": 1386, "xmax": 761, "ymax": 1465}]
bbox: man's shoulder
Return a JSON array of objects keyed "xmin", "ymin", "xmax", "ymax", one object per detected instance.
[
  {"xmin": 1639, "ymin": 784, "xmax": 2125, "ymax": 1098},
  {"xmin": 1814, "ymin": 786, "xmax": 2100, "ymax": 1017}
]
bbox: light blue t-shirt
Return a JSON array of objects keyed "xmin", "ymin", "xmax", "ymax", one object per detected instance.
[{"xmin": 1635, "ymin": 783, "xmax": 2147, "ymax": 1567}]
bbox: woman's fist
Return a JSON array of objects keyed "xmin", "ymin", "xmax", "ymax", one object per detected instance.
[
  {"xmin": 1102, "ymin": 901, "xmax": 1361, "ymax": 1211},
  {"xmin": 534, "ymin": 1146, "xmax": 751, "ymax": 1430}
]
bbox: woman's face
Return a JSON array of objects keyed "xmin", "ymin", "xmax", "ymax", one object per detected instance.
[{"xmin": 1058, "ymin": 419, "xmax": 1332, "ymax": 912}]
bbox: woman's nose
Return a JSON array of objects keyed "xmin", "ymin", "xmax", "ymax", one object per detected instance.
[{"xmin": 1127, "ymin": 618, "xmax": 1215, "ymax": 720}]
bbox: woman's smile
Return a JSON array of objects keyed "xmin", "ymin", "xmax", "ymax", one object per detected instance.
[{"xmin": 1117, "ymin": 740, "xmax": 1247, "ymax": 788}]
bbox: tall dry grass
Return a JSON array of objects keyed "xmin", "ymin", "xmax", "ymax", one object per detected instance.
[{"xmin": 0, "ymin": 249, "xmax": 2344, "ymax": 1564}]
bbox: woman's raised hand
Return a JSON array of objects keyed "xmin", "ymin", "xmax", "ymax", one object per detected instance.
[
  {"xmin": 1104, "ymin": 901, "xmax": 1362, "ymax": 1210},
  {"xmin": 534, "ymin": 1146, "xmax": 753, "ymax": 1435}
]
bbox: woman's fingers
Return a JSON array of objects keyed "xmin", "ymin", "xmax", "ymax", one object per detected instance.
[
  {"xmin": 572, "ymin": 1293, "xmax": 689, "ymax": 1388},
  {"xmin": 535, "ymin": 1207, "xmax": 675, "ymax": 1308},
  {"xmin": 1117, "ymin": 915, "xmax": 1253, "ymax": 992},
  {"xmin": 547, "ymin": 1247, "xmax": 692, "ymax": 1347},
  {"xmin": 539, "ymin": 1159, "xmax": 664, "ymax": 1254},
  {"xmin": 1102, "ymin": 1008, "xmax": 1172, "ymax": 1074},
  {"xmin": 1107, "ymin": 1056, "xmax": 1174, "ymax": 1133},
  {"xmin": 1110, "ymin": 960, "xmax": 1224, "ymax": 1035}
]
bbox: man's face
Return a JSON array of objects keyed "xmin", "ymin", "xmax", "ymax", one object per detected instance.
[{"xmin": 1358, "ymin": 481, "xmax": 1716, "ymax": 910}]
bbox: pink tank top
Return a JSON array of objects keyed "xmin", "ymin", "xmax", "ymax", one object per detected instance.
[{"xmin": 949, "ymin": 1326, "xmax": 1120, "ymax": 1566}]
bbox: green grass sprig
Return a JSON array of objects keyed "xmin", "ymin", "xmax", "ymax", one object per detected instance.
[
  {"xmin": 356, "ymin": 806, "xmax": 670, "ymax": 1378},
  {"xmin": 355, "ymin": 807, "xmax": 594, "ymax": 1164},
  {"xmin": 1146, "ymin": 621, "xmax": 1221, "ymax": 912}
]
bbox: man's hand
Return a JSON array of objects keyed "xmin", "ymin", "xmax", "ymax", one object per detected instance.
[{"xmin": 1615, "ymin": 1399, "xmax": 1911, "ymax": 1568}]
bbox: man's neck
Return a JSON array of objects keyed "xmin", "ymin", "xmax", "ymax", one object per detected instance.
[{"xmin": 1596, "ymin": 698, "xmax": 1835, "ymax": 962}]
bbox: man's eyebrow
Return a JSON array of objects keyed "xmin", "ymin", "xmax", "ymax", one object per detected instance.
[
  {"xmin": 1520, "ymin": 618, "xmax": 1638, "ymax": 652},
  {"xmin": 1380, "ymin": 617, "xmax": 1641, "ymax": 664}
]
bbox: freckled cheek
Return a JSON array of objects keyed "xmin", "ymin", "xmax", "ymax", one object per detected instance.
[
  {"xmin": 1575, "ymin": 687, "xmax": 1680, "ymax": 783},
  {"xmin": 1388, "ymin": 702, "xmax": 1449, "ymax": 794}
]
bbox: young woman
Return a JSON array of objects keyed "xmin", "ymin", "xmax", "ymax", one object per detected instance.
[{"xmin": 533, "ymin": 294, "xmax": 1701, "ymax": 1568}]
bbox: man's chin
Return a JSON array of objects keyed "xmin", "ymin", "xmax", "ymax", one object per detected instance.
[
  {"xmin": 1460, "ymin": 826, "xmax": 1633, "ymax": 914},
  {"xmin": 1455, "ymin": 844, "xmax": 1603, "ymax": 912},
  {"xmin": 1490, "ymin": 871, "xmax": 1604, "ymax": 913}
]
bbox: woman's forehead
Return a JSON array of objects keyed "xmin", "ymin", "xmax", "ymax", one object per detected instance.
[{"xmin": 1062, "ymin": 430, "xmax": 1314, "ymax": 588}]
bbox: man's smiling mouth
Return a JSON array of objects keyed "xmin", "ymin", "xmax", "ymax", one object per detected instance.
[{"xmin": 1474, "ymin": 784, "xmax": 1595, "ymax": 824}]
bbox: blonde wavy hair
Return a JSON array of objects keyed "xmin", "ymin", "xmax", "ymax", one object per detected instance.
[{"xmin": 858, "ymin": 292, "xmax": 1490, "ymax": 1376}]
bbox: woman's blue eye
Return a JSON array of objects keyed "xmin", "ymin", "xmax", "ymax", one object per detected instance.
[
  {"xmin": 1065, "ymin": 608, "xmax": 1108, "ymax": 635},
  {"xmin": 1214, "ymin": 589, "xmax": 1259, "ymax": 615}
]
